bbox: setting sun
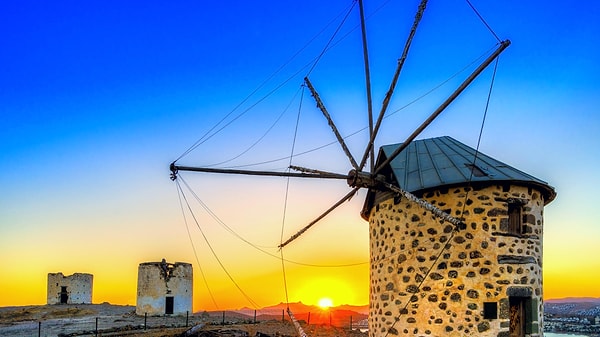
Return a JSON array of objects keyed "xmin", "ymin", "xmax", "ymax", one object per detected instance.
[{"xmin": 318, "ymin": 297, "xmax": 333, "ymax": 309}]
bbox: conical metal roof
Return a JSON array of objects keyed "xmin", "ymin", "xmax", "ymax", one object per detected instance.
[{"xmin": 362, "ymin": 136, "xmax": 555, "ymax": 219}]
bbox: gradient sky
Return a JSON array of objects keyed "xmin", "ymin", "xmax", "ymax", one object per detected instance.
[{"xmin": 1, "ymin": 1, "xmax": 599, "ymax": 311}]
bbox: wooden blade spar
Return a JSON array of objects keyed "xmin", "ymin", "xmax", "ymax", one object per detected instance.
[
  {"xmin": 278, "ymin": 187, "xmax": 360, "ymax": 249},
  {"xmin": 170, "ymin": 163, "xmax": 349, "ymax": 180},
  {"xmin": 358, "ymin": 0, "xmax": 375, "ymax": 172},
  {"xmin": 359, "ymin": 0, "xmax": 429, "ymax": 171},
  {"xmin": 304, "ymin": 77, "xmax": 359, "ymax": 170}
]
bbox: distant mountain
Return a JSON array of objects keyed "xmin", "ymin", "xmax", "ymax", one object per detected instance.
[
  {"xmin": 336, "ymin": 304, "xmax": 369, "ymax": 315},
  {"xmin": 545, "ymin": 298, "xmax": 600, "ymax": 317},
  {"xmin": 546, "ymin": 297, "xmax": 600, "ymax": 304},
  {"xmin": 232, "ymin": 302, "xmax": 368, "ymax": 315},
  {"xmin": 222, "ymin": 302, "xmax": 368, "ymax": 326}
]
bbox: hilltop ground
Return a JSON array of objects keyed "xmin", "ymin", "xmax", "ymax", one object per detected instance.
[{"xmin": 0, "ymin": 303, "xmax": 369, "ymax": 337}]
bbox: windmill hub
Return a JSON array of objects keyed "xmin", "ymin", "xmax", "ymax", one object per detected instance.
[{"xmin": 347, "ymin": 169, "xmax": 385, "ymax": 189}]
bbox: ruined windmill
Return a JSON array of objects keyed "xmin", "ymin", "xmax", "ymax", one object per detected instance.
[{"xmin": 170, "ymin": 1, "xmax": 556, "ymax": 336}]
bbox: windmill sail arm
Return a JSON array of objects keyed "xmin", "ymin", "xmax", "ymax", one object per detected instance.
[
  {"xmin": 374, "ymin": 39, "xmax": 511, "ymax": 174},
  {"xmin": 170, "ymin": 163, "xmax": 348, "ymax": 180},
  {"xmin": 358, "ymin": 0, "xmax": 375, "ymax": 171},
  {"xmin": 304, "ymin": 77, "xmax": 360, "ymax": 170},
  {"xmin": 279, "ymin": 187, "xmax": 360, "ymax": 249},
  {"xmin": 359, "ymin": 0, "xmax": 429, "ymax": 171}
]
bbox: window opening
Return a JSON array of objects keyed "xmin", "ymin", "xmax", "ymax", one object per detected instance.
[
  {"xmin": 483, "ymin": 302, "xmax": 498, "ymax": 319},
  {"xmin": 508, "ymin": 202, "xmax": 522, "ymax": 234}
]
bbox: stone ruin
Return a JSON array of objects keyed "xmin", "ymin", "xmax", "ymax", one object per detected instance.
[
  {"xmin": 136, "ymin": 259, "xmax": 193, "ymax": 315},
  {"xmin": 47, "ymin": 272, "xmax": 93, "ymax": 305}
]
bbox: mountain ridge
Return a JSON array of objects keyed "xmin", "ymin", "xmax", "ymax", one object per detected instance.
[
  {"xmin": 223, "ymin": 298, "xmax": 600, "ymax": 313},
  {"xmin": 545, "ymin": 297, "xmax": 600, "ymax": 304},
  {"xmin": 230, "ymin": 301, "xmax": 369, "ymax": 316}
]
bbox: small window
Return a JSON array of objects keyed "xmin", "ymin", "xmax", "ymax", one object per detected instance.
[
  {"xmin": 483, "ymin": 302, "xmax": 498, "ymax": 319},
  {"xmin": 508, "ymin": 202, "xmax": 522, "ymax": 234}
]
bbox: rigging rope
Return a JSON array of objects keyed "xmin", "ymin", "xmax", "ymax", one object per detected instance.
[
  {"xmin": 203, "ymin": 1, "xmax": 355, "ymax": 168},
  {"xmin": 177, "ymin": 177, "xmax": 261, "ymax": 309},
  {"xmin": 176, "ymin": 2, "xmax": 357, "ymax": 163},
  {"xmin": 305, "ymin": 1, "xmax": 357, "ymax": 77},
  {"xmin": 209, "ymin": 44, "xmax": 498, "ymax": 172},
  {"xmin": 176, "ymin": 182, "xmax": 219, "ymax": 309},
  {"xmin": 177, "ymin": 0, "xmax": 495, "ymax": 169},
  {"xmin": 383, "ymin": 47, "xmax": 501, "ymax": 337},
  {"xmin": 279, "ymin": 84, "xmax": 305, "ymax": 308},
  {"xmin": 206, "ymin": 86, "xmax": 304, "ymax": 168},
  {"xmin": 179, "ymin": 172, "xmax": 367, "ymax": 267},
  {"xmin": 465, "ymin": 0, "xmax": 501, "ymax": 43}
]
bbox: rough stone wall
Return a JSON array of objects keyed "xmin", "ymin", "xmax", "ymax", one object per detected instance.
[
  {"xmin": 368, "ymin": 184, "xmax": 545, "ymax": 337},
  {"xmin": 136, "ymin": 261, "xmax": 193, "ymax": 315},
  {"xmin": 47, "ymin": 272, "xmax": 93, "ymax": 304}
]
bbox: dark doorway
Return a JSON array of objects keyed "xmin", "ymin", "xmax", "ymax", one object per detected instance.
[
  {"xmin": 60, "ymin": 286, "xmax": 68, "ymax": 304},
  {"xmin": 509, "ymin": 297, "xmax": 526, "ymax": 337},
  {"xmin": 165, "ymin": 296, "xmax": 174, "ymax": 315}
]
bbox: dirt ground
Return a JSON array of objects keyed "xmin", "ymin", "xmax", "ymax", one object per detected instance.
[{"xmin": 0, "ymin": 304, "xmax": 369, "ymax": 337}]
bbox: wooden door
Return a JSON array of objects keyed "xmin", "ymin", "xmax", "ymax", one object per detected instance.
[{"xmin": 509, "ymin": 297, "xmax": 525, "ymax": 337}]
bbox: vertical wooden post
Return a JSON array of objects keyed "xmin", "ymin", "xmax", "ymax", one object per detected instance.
[
  {"xmin": 222, "ymin": 311, "xmax": 225, "ymax": 325},
  {"xmin": 95, "ymin": 317, "xmax": 98, "ymax": 337},
  {"xmin": 186, "ymin": 311, "xmax": 189, "ymax": 327},
  {"xmin": 350, "ymin": 316, "xmax": 353, "ymax": 330},
  {"xmin": 254, "ymin": 310, "xmax": 257, "ymax": 324},
  {"xmin": 282, "ymin": 309, "xmax": 285, "ymax": 322},
  {"xmin": 307, "ymin": 312, "xmax": 311, "ymax": 325},
  {"xmin": 38, "ymin": 321, "xmax": 41, "ymax": 337},
  {"xmin": 144, "ymin": 312, "xmax": 147, "ymax": 330}
]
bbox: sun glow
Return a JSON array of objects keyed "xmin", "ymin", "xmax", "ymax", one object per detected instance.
[{"xmin": 318, "ymin": 297, "xmax": 333, "ymax": 309}]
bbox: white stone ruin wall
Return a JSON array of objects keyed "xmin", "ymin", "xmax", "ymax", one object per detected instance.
[
  {"xmin": 368, "ymin": 184, "xmax": 545, "ymax": 337},
  {"xmin": 136, "ymin": 261, "xmax": 193, "ymax": 316},
  {"xmin": 47, "ymin": 272, "xmax": 93, "ymax": 305}
]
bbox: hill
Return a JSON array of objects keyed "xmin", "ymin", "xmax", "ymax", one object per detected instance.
[
  {"xmin": 546, "ymin": 297, "xmax": 600, "ymax": 304},
  {"xmin": 545, "ymin": 297, "xmax": 600, "ymax": 317},
  {"xmin": 223, "ymin": 302, "xmax": 368, "ymax": 327}
]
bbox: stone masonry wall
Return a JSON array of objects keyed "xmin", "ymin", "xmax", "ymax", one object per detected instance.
[
  {"xmin": 136, "ymin": 261, "xmax": 193, "ymax": 316},
  {"xmin": 47, "ymin": 272, "xmax": 93, "ymax": 305},
  {"xmin": 368, "ymin": 184, "xmax": 546, "ymax": 337}
]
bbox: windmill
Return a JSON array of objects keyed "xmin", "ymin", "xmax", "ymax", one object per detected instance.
[
  {"xmin": 170, "ymin": 1, "xmax": 555, "ymax": 336},
  {"xmin": 170, "ymin": 0, "xmax": 508, "ymax": 249}
]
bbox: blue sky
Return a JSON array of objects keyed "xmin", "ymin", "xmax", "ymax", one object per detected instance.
[{"xmin": 1, "ymin": 0, "xmax": 599, "ymax": 308}]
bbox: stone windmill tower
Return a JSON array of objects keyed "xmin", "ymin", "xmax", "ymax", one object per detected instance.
[{"xmin": 364, "ymin": 136, "xmax": 556, "ymax": 337}]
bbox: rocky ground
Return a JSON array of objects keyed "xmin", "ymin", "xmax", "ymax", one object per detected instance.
[{"xmin": 0, "ymin": 304, "xmax": 368, "ymax": 337}]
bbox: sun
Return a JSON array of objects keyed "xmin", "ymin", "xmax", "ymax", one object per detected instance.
[{"xmin": 318, "ymin": 297, "xmax": 333, "ymax": 309}]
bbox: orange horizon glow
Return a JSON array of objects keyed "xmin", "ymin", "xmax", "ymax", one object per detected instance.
[{"xmin": 2, "ymin": 261, "xmax": 599, "ymax": 310}]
